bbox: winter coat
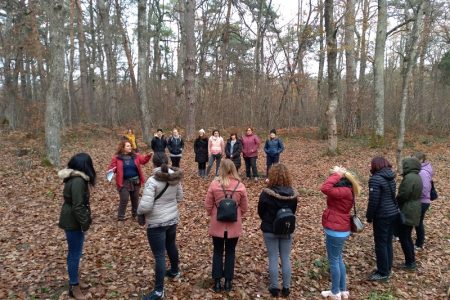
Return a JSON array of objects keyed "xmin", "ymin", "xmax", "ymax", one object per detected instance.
[
  {"xmin": 258, "ymin": 186, "xmax": 298, "ymax": 233},
  {"xmin": 419, "ymin": 161, "xmax": 434, "ymax": 204},
  {"xmin": 264, "ymin": 138, "xmax": 285, "ymax": 156},
  {"xmin": 204, "ymin": 178, "xmax": 248, "ymax": 238},
  {"xmin": 151, "ymin": 136, "xmax": 167, "ymax": 153},
  {"xmin": 241, "ymin": 133, "xmax": 260, "ymax": 158},
  {"xmin": 167, "ymin": 136, "xmax": 184, "ymax": 157},
  {"xmin": 366, "ymin": 167, "xmax": 399, "ymax": 222},
  {"xmin": 107, "ymin": 153, "xmax": 152, "ymax": 189},
  {"xmin": 137, "ymin": 167, "xmax": 183, "ymax": 227},
  {"xmin": 320, "ymin": 173, "xmax": 353, "ymax": 232},
  {"xmin": 58, "ymin": 169, "xmax": 92, "ymax": 232},
  {"xmin": 397, "ymin": 158, "xmax": 423, "ymax": 226},
  {"xmin": 208, "ymin": 136, "xmax": 225, "ymax": 155},
  {"xmin": 225, "ymin": 139, "xmax": 242, "ymax": 168},
  {"xmin": 194, "ymin": 137, "xmax": 209, "ymax": 163},
  {"xmin": 124, "ymin": 133, "xmax": 137, "ymax": 150}
]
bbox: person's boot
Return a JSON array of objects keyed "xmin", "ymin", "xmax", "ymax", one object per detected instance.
[
  {"xmin": 213, "ymin": 279, "xmax": 222, "ymax": 292},
  {"xmin": 224, "ymin": 279, "xmax": 232, "ymax": 292},
  {"xmin": 202, "ymin": 169, "xmax": 207, "ymax": 178},
  {"xmin": 78, "ymin": 279, "xmax": 89, "ymax": 289},
  {"xmin": 69, "ymin": 284, "xmax": 87, "ymax": 300}
]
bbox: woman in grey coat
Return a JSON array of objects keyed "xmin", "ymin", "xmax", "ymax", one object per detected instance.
[{"xmin": 137, "ymin": 152, "xmax": 183, "ymax": 300}]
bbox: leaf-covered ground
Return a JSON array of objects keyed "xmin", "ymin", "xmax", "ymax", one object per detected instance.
[{"xmin": 0, "ymin": 127, "xmax": 449, "ymax": 300}]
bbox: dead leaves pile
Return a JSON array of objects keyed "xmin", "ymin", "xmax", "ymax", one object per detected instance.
[{"xmin": 0, "ymin": 128, "xmax": 448, "ymax": 299}]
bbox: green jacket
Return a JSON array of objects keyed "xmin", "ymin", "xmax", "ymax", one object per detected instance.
[
  {"xmin": 397, "ymin": 158, "xmax": 422, "ymax": 226},
  {"xmin": 58, "ymin": 169, "xmax": 92, "ymax": 231}
]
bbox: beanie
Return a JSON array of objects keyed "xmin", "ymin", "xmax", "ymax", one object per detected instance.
[{"xmin": 199, "ymin": 129, "xmax": 205, "ymax": 134}]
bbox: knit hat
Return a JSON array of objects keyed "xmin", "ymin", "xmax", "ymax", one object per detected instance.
[
  {"xmin": 270, "ymin": 129, "xmax": 277, "ymax": 135},
  {"xmin": 199, "ymin": 129, "xmax": 205, "ymax": 134}
]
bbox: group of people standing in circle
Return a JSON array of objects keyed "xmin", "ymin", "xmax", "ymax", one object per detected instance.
[{"xmin": 57, "ymin": 127, "xmax": 436, "ymax": 300}]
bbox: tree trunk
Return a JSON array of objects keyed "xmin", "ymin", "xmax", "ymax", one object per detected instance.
[
  {"xmin": 373, "ymin": 0, "xmax": 387, "ymax": 142},
  {"xmin": 76, "ymin": 0, "xmax": 90, "ymax": 120},
  {"xmin": 184, "ymin": 0, "xmax": 196, "ymax": 140},
  {"xmin": 219, "ymin": 0, "xmax": 232, "ymax": 126},
  {"xmin": 45, "ymin": 0, "xmax": 65, "ymax": 167},
  {"xmin": 317, "ymin": 0, "xmax": 326, "ymax": 131},
  {"xmin": 137, "ymin": 0, "xmax": 152, "ymax": 145},
  {"xmin": 325, "ymin": 0, "xmax": 338, "ymax": 155},
  {"xmin": 97, "ymin": 0, "xmax": 119, "ymax": 126},
  {"xmin": 396, "ymin": 1, "xmax": 425, "ymax": 172},
  {"xmin": 116, "ymin": 0, "xmax": 137, "ymax": 96},
  {"xmin": 176, "ymin": 0, "xmax": 186, "ymax": 123},
  {"xmin": 344, "ymin": 0, "xmax": 358, "ymax": 137},
  {"xmin": 67, "ymin": 0, "xmax": 76, "ymax": 127},
  {"xmin": 357, "ymin": 0, "xmax": 369, "ymax": 129}
]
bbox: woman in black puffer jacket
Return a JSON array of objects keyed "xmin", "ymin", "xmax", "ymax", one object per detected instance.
[
  {"xmin": 258, "ymin": 164, "xmax": 298, "ymax": 297},
  {"xmin": 366, "ymin": 157, "xmax": 398, "ymax": 281}
]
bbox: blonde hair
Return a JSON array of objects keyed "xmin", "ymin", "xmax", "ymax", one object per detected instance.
[
  {"xmin": 218, "ymin": 159, "xmax": 241, "ymax": 187},
  {"xmin": 344, "ymin": 172, "xmax": 361, "ymax": 197}
]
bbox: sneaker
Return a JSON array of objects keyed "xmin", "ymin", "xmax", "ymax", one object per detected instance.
[
  {"xmin": 399, "ymin": 262, "xmax": 417, "ymax": 271},
  {"xmin": 340, "ymin": 291, "xmax": 349, "ymax": 299},
  {"xmin": 321, "ymin": 290, "xmax": 341, "ymax": 299},
  {"xmin": 368, "ymin": 272, "xmax": 389, "ymax": 281},
  {"xmin": 254, "ymin": 177, "xmax": 259, "ymax": 182},
  {"xmin": 165, "ymin": 270, "xmax": 180, "ymax": 279},
  {"xmin": 269, "ymin": 288, "xmax": 280, "ymax": 297},
  {"xmin": 281, "ymin": 287, "xmax": 290, "ymax": 297},
  {"xmin": 142, "ymin": 290, "xmax": 164, "ymax": 300},
  {"xmin": 393, "ymin": 236, "xmax": 400, "ymax": 241},
  {"xmin": 414, "ymin": 245, "xmax": 423, "ymax": 251}
]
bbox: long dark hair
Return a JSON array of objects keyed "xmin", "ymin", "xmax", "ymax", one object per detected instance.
[
  {"xmin": 67, "ymin": 153, "xmax": 96, "ymax": 186},
  {"xmin": 153, "ymin": 152, "xmax": 169, "ymax": 173}
]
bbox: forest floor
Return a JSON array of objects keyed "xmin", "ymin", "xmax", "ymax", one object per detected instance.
[{"xmin": 0, "ymin": 126, "xmax": 449, "ymax": 300}]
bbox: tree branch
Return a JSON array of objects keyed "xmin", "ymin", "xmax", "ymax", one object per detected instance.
[{"xmin": 386, "ymin": 18, "xmax": 415, "ymax": 37}]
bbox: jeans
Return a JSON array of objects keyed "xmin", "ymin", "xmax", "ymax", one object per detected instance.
[
  {"xmin": 415, "ymin": 203, "xmax": 430, "ymax": 248},
  {"xmin": 244, "ymin": 157, "xmax": 258, "ymax": 178},
  {"xmin": 212, "ymin": 233, "xmax": 238, "ymax": 280},
  {"xmin": 398, "ymin": 223, "xmax": 415, "ymax": 265},
  {"xmin": 266, "ymin": 154, "xmax": 280, "ymax": 175},
  {"xmin": 147, "ymin": 224, "xmax": 179, "ymax": 292},
  {"xmin": 207, "ymin": 154, "xmax": 222, "ymax": 176},
  {"xmin": 373, "ymin": 215, "xmax": 397, "ymax": 276},
  {"xmin": 263, "ymin": 232, "xmax": 292, "ymax": 289},
  {"xmin": 170, "ymin": 157, "xmax": 181, "ymax": 168},
  {"xmin": 118, "ymin": 185, "xmax": 140, "ymax": 220},
  {"xmin": 325, "ymin": 234, "xmax": 347, "ymax": 295},
  {"xmin": 65, "ymin": 230, "xmax": 85, "ymax": 285}
]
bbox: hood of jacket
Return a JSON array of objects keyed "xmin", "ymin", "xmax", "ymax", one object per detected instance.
[
  {"xmin": 402, "ymin": 158, "xmax": 421, "ymax": 175},
  {"xmin": 153, "ymin": 167, "xmax": 183, "ymax": 185},
  {"xmin": 263, "ymin": 186, "xmax": 298, "ymax": 200},
  {"xmin": 421, "ymin": 161, "xmax": 433, "ymax": 176},
  {"xmin": 374, "ymin": 167, "xmax": 396, "ymax": 182},
  {"xmin": 58, "ymin": 168, "xmax": 90, "ymax": 181}
]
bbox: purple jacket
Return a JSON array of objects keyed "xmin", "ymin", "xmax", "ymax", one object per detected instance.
[{"xmin": 419, "ymin": 161, "xmax": 434, "ymax": 204}]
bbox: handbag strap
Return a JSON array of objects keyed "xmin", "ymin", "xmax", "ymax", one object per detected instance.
[
  {"xmin": 155, "ymin": 182, "xmax": 170, "ymax": 201},
  {"xmin": 352, "ymin": 194, "xmax": 357, "ymax": 215}
]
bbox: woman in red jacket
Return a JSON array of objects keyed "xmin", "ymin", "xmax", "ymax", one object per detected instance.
[
  {"xmin": 108, "ymin": 140, "xmax": 152, "ymax": 222},
  {"xmin": 320, "ymin": 166, "xmax": 361, "ymax": 300},
  {"xmin": 204, "ymin": 159, "xmax": 248, "ymax": 293}
]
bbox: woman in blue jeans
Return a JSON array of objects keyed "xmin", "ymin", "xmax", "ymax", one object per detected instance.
[
  {"xmin": 320, "ymin": 166, "xmax": 361, "ymax": 300},
  {"xmin": 137, "ymin": 153, "xmax": 184, "ymax": 300},
  {"xmin": 257, "ymin": 164, "xmax": 298, "ymax": 298},
  {"xmin": 58, "ymin": 153, "xmax": 96, "ymax": 300}
]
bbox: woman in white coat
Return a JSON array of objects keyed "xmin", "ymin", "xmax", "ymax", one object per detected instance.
[{"xmin": 137, "ymin": 152, "xmax": 183, "ymax": 300}]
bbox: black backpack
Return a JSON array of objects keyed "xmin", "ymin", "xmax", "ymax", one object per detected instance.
[
  {"xmin": 216, "ymin": 182, "xmax": 240, "ymax": 222},
  {"xmin": 273, "ymin": 206, "xmax": 296, "ymax": 235}
]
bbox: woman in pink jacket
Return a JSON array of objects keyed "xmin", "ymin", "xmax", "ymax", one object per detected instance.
[
  {"xmin": 241, "ymin": 127, "xmax": 260, "ymax": 181},
  {"xmin": 205, "ymin": 159, "xmax": 248, "ymax": 293}
]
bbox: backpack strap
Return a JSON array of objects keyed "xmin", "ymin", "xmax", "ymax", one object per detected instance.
[{"xmin": 216, "ymin": 181, "xmax": 240, "ymax": 207}]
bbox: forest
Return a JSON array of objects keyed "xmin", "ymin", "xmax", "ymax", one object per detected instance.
[{"xmin": 0, "ymin": 0, "xmax": 449, "ymax": 299}]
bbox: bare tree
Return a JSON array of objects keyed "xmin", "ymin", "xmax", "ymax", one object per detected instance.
[
  {"xmin": 325, "ymin": 0, "xmax": 338, "ymax": 154},
  {"xmin": 76, "ymin": 0, "xmax": 90, "ymax": 120},
  {"xmin": 373, "ymin": 0, "xmax": 387, "ymax": 142},
  {"xmin": 184, "ymin": 0, "xmax": 196, "ymax": 139},
  {"xmin": 44, "ymin": 0, "xmax": 65, "ymax": 166},
  {"xmin": 344, "ymin": 0, "xmax": 358, "ymax": 137},
  {"xmin": 137, "ymin": 0, "xmax": 152, "ymax": 145},
  {"xmin": 396, "ymin": 0, "xmax": 425, "ymax": 171}
]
